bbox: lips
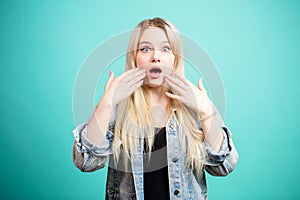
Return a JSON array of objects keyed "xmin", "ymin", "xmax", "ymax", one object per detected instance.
[{"xmin": 149, "ymin": 66, "xmax": 162, "ymax": 79}]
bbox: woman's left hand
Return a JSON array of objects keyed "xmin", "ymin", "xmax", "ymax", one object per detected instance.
[{"xmin": 164, "ymin": 71, "xmax": 214, "ymax": 115}]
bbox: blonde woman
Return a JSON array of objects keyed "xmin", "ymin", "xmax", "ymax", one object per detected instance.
[{"xmin": 72, "ymin": 17, "xmax": 238, "ymax": 200}]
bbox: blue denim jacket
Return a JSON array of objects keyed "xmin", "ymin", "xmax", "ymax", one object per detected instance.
[{"xmin": 72, "ymin": 109, "xmax": 239, "ymax": 200}]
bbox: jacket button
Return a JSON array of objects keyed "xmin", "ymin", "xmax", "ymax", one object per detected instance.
[
  {"xmin": 174, "ymin": 190, "xmax": 180, "ymax": 195},
  {"xmin": 172, "ymin": 157, "xmax": 178, "ymax": 163}
]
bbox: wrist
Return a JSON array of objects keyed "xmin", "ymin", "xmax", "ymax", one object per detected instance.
[
  {"xmin": 199, "ymin": 110, "xmax": 217, "ymax": 122},
  {"xmin": 198, "ymin": 100, "xmax": 214, "ymax": 116},
  {"xmin": 198, "ymin": 103, "xmax": 216, "ymax": 122},
  {"xmin": 97, "ymin": 95, "xmax": 114, "ymax": 109}
]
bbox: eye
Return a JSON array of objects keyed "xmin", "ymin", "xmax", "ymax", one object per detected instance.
[
  {"xmin": 140, "ymin": 46, "xmax": 151, "ymax": 52},
  {"xmin": 162, "ymin": 46, "xmax": 172, "ymax": 52}
]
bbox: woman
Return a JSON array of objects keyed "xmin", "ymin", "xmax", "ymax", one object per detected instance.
[{"xmin": 72, "ymin": 17, "xmax": 238, "ymax": 200}]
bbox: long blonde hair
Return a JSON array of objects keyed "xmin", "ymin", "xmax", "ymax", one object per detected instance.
[{"xmin": 112, "ymin": 17, "xmax": 207, "ymax": 177}]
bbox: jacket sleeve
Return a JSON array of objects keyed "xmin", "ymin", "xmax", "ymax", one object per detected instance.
[
  {"xmin": 72, "ymin": 108, "xmax": 116, "ymax": 172},
  {"xmin": 203, "ymin": 127, "xmax": 239, "ymax": 176}
]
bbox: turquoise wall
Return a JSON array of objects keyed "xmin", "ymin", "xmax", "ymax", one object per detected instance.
[{"xmin": 1, "ymin": 0, "xmax": 299, "ymax": 199}]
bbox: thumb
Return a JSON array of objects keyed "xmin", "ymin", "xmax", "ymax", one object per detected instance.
[
  {"xmin": 198, "ymin": 78, "xmax": 204, "ymax": 90},
  {"xmin": 105, "ymin": 70, "xmax": 114, "ymax": 91},
  {"xmin": 198, "ymin": 78, "xmax": 207, "ymax": 94}
]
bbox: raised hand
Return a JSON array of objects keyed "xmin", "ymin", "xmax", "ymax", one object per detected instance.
[
  {"xmin": 164, "ymin": 71, "xmax": 214, "ymax": 115},
  {"xmin": 103, "ymin": 67, "xmax": 146, "ymax": 107}
]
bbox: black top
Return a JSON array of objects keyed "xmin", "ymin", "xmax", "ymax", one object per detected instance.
[{"xmin": 143, "ymin": 127, "xmax": 170, "ymax": 200}]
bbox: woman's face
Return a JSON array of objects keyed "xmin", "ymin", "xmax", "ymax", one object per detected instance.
[{"xmin": 136, "ymin": 27, "xmax": 175, "ymax": 86}]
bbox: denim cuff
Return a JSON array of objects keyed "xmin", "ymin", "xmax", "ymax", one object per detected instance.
[
  {"xmin": 72, "ymin": 122, "xmax": 114, "ymax": 157},
  {"xmin": 204, "ymin": 127, "xmax": 231, "ymax": 165}
]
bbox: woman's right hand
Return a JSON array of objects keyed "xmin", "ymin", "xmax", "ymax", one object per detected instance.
[{"xmin": 103, "ymin": 67, "xmax": 146, "ymax": 107}]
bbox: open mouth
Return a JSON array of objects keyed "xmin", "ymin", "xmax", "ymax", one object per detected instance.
[
  {"xmin": 150, "ymin": 68, "xmax": 162, "ymax": 73},
  {"xmin": 149, "ymin": 67, "xmax": 162, "ymax": 79}
]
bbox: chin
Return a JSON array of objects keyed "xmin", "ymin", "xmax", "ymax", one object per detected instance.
[
  {"xmin": 144, "ymin": 79, "xmax": 170, "ymax": 90},
  {"xmin": 144, "ymin": 82, "xmax": 162, "ymax": 87},
  {"xmin": 143, "ymin": 76, "xmax": 163, "ymax": 86}
]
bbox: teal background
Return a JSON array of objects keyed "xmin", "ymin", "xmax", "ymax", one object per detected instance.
[{"xmin": 1, "ymin": 0, "xmax": 299, "ymax": 199}]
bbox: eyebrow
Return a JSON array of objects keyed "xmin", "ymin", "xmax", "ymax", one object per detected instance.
[{"xmin": 139, "ymin": 41, "xmax": 170, "ymax": 45}]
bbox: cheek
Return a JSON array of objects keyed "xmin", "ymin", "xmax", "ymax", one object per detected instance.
[
  {"xmin": 136, "ymin": 53, "xmax": 148, "ymax": 66},
  {"xmin": 165, "ymin": 54, "xmax": 175, "ymax": 67}
]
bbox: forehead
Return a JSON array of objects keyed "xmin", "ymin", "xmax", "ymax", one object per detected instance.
[{"xmin": 139, "ymin": 27, "xmax": 169, "ymax": 43}]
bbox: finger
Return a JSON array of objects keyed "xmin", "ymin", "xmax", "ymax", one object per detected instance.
[
  {"xmin": 198, "ymin": 78, "xmax": 207, "ymax": 93},
  {"xmin": 173, "ymin": 71, "xmax": 189, "ymax": 86},
  {"xmin": 120, "ymin": 68, "xmax": 143, "ymax": 83},
  {"xmin": 128, "ymin": 70, "xmax": 146, "ymax": 86},
  {"xmin": 118, "ymin": 67, "xmax": 140, "ymax": 80},
  {"xmin": 165, "ymin": 78, "xmax": 184, "ymax": 94},
  {"xmin": 165, "ymin": 92, "xmax": 182, "ymax": 101},
  {"xmin": 198, "ymin": 78, "xmax": 203, "ymax": 89},
  {"xmin": 129, "ymin": 79, "xmax": 144, "ymax": 93},
  {"xmin": 105, "ymin": 70, "xmax": 114, "ymax": 91},
  {"xmin": 129, "ymin": 68, "xmax": 146, "ymax": 81},
  {"xmin": 165, "ymin": 75, "xmax": 186, "ymax": 91}
]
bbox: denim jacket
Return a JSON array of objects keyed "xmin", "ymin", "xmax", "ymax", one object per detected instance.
[{"xmin": 72, "ymin": 109, "xmax": 239, "ymax": 200}]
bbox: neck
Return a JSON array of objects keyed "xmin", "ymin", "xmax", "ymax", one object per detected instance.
[
  {"xmin": 144, "ymin": 85, "xmax": 169, "ymax": 105},
  {"xmin": 143, "ymin": 85, "xmax": 172, "ymax": 127}
]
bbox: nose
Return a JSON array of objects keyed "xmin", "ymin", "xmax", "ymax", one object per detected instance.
[{"xmin": 151, "ymin": 48, "xmax": 160, "ymax": 63}]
